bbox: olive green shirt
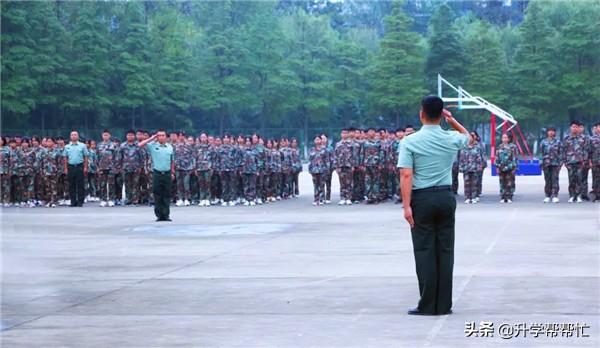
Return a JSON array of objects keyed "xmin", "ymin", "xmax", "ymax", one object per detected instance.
[
  {"xmin": 397, "ymin": 125, "xmax": 469, "ymax": 189},
  {"xmin": 146, "ymin": 142, "xmax": 174, "ymax": 172},
  {"xmin": 64, "ymin": 141, "xmax": 88, "ymax": 165}
]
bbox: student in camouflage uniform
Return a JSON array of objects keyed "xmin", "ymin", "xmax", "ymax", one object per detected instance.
[
  {"xmin": 308, "ymin": 135, "xmax": 328, "ymax": 205},
  {"xmin": 85, "ymin": 140, "xmax": 98, "ymax": 201},
  {"xmin": 334, "ymin": 129, "xmax": 355, "ymax": 205},
  {"xmin": 120, "ymin": 130, "xmax": 143, "ymax": 205},
  {"xmin": 290, "ymin": 138, "xmax": 302, "ymax": 197},
  {"xmin": 265, "ymin": 139, "xmax": 282, "ymax": 202},
  {"xmin": 539, "ymin": 127, "xmax": 562, "ymax": 203},
  {"xmin": 41, "ymin": 137, "xmax": 61, "ymax": 207},
  {"xmin": 217, "ymin": 135, "xmax": 240, "ymax": 206},
  {"xmin": 55, "ymin": 137, "xmax": 69, "ymax": 205},
  {"xmin": 494, "ymin": 133, "xmax": 519, "ymax": 203},
  {"xmin": 362, "ymin": 128, "xmax": 383, "ymax": 204},
  {"xmin": 590, "ymin": 123, "xmax": 600, "ymax": 202},
  {"xmin": 136, "ymin": 130, "xmax": 151, "ymax": 205},
  {"xmin": 473, "ymin": 132, "xmax": 487, "ymax": 198},
  {"xmin": 390, "ymin": 130, "xmax": 403, "ymax": 202},
  {"xmin": 252, "ymin": 134, "xmax": 267, "ymax": 203},
  {"xmin": 378, "ymin": 129, "xmax": 391, "ymax": 202},
  {"xmin": 13, "ymin": 138, "xmax": 37, "ymax": 207},
  {"xmin": 279, "ymin": 138, "xmax": 294, "ymax": 200},
  {"xmin": 320, "ymin": 134, "xmax": 334, "ymax": 203},
  {"xmin": 8, "ymin": 138, "xmax": 19, "ymax": 204},
  {"xmin": 240, "ymin": 137, "xmax": 258, "ymax": 205},
  {"xmin": 562, "ymin": 120, "xmax": 587, "ymax": 203},
  {"xmin": 0, "ymin": 136, "xmax": 11, "ymax": 206},
  {"xmin": 578, "ymin": 123, "xmax": 591, "ymax": 201},
  {"xmin": 210, "ymin": 137, "xmax": 223, "ymax": 204},
  {"xmin": 96, "ymin": 130, "xmax": 118, "ymax": 206},
  {"xmin": 174, "ymin": 134, "xmax": 195, "ymax": 206},
  {"xmin": 112, "ymin": 138, "xmax": 124, "ymax": 204},
  {"xmin": 31, "ymin": 136, "xmax": 46, "ymax": 205},
  {"xmin": 350, "ymin": 129, "xmax": 364, "ymax": 203},
  {"xmin": 459, "ymin": 137, "xmax": 484, "ymax": 204},
  {"xmin": 195, "ymin": 133, "xmax": 214, "ymax": 207}
]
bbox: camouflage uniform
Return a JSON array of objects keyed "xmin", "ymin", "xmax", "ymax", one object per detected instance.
[
  {"xmin": 217, "ymin": 144, "xmax": 240, "ymax": 202},
  {"xmin": 120, "ymin": 142, "xmax": 143, "ymax": 204},
  {"xmin": 291, "ymin": 147, "xmax": 302, "ymax": 196},
  {"xmin": 562, "ymin": 134, "xmax": 587, "ymax": 199},
  {"xmin": 235, "ymin": 144, "xmax": 244, "ymax": 200},
  {"xmin": 253, "ymin": 144, "xmax": 267, "ymax": 201},
  {"xmin": 539, "ymin": 137, "xmax": 562, "ymax": 198},
  {"xmin": 459, "ymin": 144, "xmax": 484, "ymax": 200},
  {"xmin": 138, "ymin": 146, "xmax": 151, "ymax": 204},
  {"xmin": 113, "ymin": 143, "xmax": 123, "ymax": 201},
  {"xmin": 240, "ymin": 147, "xmax": 258, "ymax": 201},
  {"xmin": 476, "ymin": 141, "xmax": 487, "ymax": 197},
  {"xmin": 280, "ymin": 147, "xmax": 294, "ymax": 199},
  {"xmin": 41, "ymin": 147, "xmax": 61, "ymax": 204},
  {"xmin": 451, "ymin": 153, "xmax": 459, "ymax": 195},
  {"xmin": 97, "ymin": 141, "xmax": 118, "ymax": 202},
  {"xmin": 580, "ymin": 134, "xmax": 591, "ymax": 199},
  {"xmin": 389, "ymin": 139, "xmax": 401, "ymax": 198},
  {"xmin": 323, "ymin": 144, "xmax": 334, "ymax": 201},
  {"xmin": 266, "ymin": 148, "xmax": 282, "ymax": 199},
  {"xmin": 351, "ymin": 139, "xmax": 365, "ymax": 202},
  {"xmin": 494, "ymin": 143, "xmax": 519, "ymax": 200},
  {"xmin": 308, "ymin": 146, "xmax": 328, "ymax": 203},
  {"xmin": 0, "ymin": 146, "xmax": 10, "ymax": 204},
  {"xmin": 13, "ymin": 147, "xmax": 36, "ymax": 203},
  {"xmin": 33, "ymin": 146, "xmax": 47, "ymax": 202},
  {"xmin": 334, "ymin": 139, "xmax": 355, "ymax": 201},
  {"xmin": 86, "ymin": 148, "xmax": 98, "ymax": 198},
  {"xmin": 55, "ymin": 146, "xmax": 68, "ymax": 202},
  {"xmin": 589, "ymin": 134, "xmax": 600, "ymax": 200},
  {"xmin": 174, "ymin": 142, "xmax": 195, "ymax": 201},
  {"xmin": 196, "ymin": 143, "xmax": 215, "ymax": 201},
  {"xmin": 379, "ymin": 139, "xmax": 392, "ymax": 201},
  {"xmin": 362, "ymin": 139, "xmax": 383, "ymax": 203}
]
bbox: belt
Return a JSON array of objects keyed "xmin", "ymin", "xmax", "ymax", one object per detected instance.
[
  {"xmin": 68, "ymin": 163, "xmax": 83, "ymax": 167},
  {"xmin": 413, "ymin": 185, "xmax": 452, "ymax": 193},
  {"xmin": 153, "ymin": 170, "xmax": 170, "ymax": 175}
]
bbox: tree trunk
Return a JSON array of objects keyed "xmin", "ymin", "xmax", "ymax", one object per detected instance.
[
  {"xmin": 303, "ymin": 106, "xmax": 308, "ymax": 158},
  {"xmin": 395, "ymin": 110, "xmax": 400, "ymax": 128}
]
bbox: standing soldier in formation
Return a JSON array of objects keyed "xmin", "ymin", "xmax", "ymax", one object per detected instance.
[
  {"xmin": 120, "ymin": 130, "xmax": 143, "ymax": 206},
  {"xmin": 97, "ymin": 130, "xmax": 117, "ymax": 207},
  {"xmin": 320, "ymin": 134, "xmax": 334, "ymax": 204},
  {"xmin": 279, "ymin": 138, "xmax": 294, "ymax": 200},
  {"xmin": 86, "ymin": 140, "xmax": 98, "ymax": 202},
  {"xmin": 562, "ymin": 121, "xmax": 587, "ymax": 203},
  {"xmin": 13, "ymin": 138, "xmax": 37, "ymax": 207},
  {"xmin": 55, "ymin": 137, "xmax": 68, "ymax": 205},
  {"xmin": 218, "ymin": 135, "xmax": 239, "ymax": 206},
  {"xmin": 390, "ymin": 129, "xmax": 403, "ymax": 203},
  {"xmin": 578, "ymin": 123, "xmax": 591, "ymax": 201},
  {"xmin": 0, "ymin": 137, "xmax": 11, "ymax": 206},
  {"xmin": 590, "ymin": 123, "xmax": 600, "ymax": 202},
  {"xmin": 362, "ymin": 128, "xmax": 383, "ymax": 204},
  {"xmin": 240, "ymin": 137, "xmax": 258, "ymax": 206},
  {"xmin": 265, "ymin": 139, "xmax": 281, "ymax": 202},
  {"xmin": 494, "ymin": 133, "xmax": 519, "ymax": 203},
  {"xmin": 210, "ymin": 137, "xmax": 223, "ymax": 205},
  {"xmin": 351, "ymin": 129, "xmax": 364, "ymax": 203},
  {"xmin": 174, "ymin": 133, "xmax": 195, "ymax": 206},
  {"xmin": 32, "ymin": 136, "xmax": 46, "ymax": 206},
  {"xmin": 539, "ymin": 127, "xmax": 562, "ymax": 203},
  {"xmin": 196, "ymin": 133, "xmax": 214, "ymax": 207},
  {"xmin": 291, "ymin": 138, "xmax": 302, "ymax": 197},
  {"xmin": 41, "ymin": 137, "xmax": 60, "ymax": 207},
  {"xmin": 136, "ymin": 130, "xmax": 151, "ymax": 205},
  {"xmin": 252, "ymin": 134, "xmax": 267, "ymax": 204},
  {"xmin": 334, "ymin": 129, "xmax": 354, "ymax": 205},
  {"xmin": 459, "ymin": 136, "xmax": 484, "ymax": 204},
  {"xmin": 308, "ymin": 135, "xmax": 328, "ymax": 205},
  {"xmin": 138, "ymin": 130, "xmax": 174, "ymax": 222}
]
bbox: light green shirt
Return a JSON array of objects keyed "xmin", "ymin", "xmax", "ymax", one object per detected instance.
[
  {"xmin": 64, "ymin": 141, "xmax": 88, "ymax": 165},
  {"xmin": 146, "ymin": 142, "xmax": 173, "ymax": 172},
  {"xmin": 397, "ymin": 125, "xmax": 469, "ymax": 189}
]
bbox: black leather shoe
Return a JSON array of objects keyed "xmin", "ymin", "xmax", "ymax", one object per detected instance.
[
  {"xmin": 407, "ymin": 308, "xmax": 435, "ymax": 316},
  {"xmin": 440, "ymin": 309, "xmax": 453, "ymax": 315},
  {"xmin": 164, "ymin": 218, "xmax": 172, "ymax": 222}
]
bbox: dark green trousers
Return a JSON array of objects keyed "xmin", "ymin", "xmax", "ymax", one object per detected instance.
[
  {"xmin": 153, "ymin": 171, "xmax": 172, "ymax": 220},
  {"xmin": 410, "ymin": 187, "xmax": 456, "ymax": 315}
]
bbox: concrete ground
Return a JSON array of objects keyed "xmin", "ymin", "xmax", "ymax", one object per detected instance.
[{"xmin": 1, "ymin": 168, "xmax": 599, "ymax": 347}]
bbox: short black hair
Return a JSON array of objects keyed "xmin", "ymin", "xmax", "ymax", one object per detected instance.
[
  {"xmin": 547, "ymin": 126, "xmax": 556, "ymax": 132},
  {"xmin": 396, "ymin": 127, "xmax": 405, "ymax": 132},
  {"xmin": 570, "ymin": 120, "xmax": 580, "ymax": 126},
  {"xmin": 156, "ymin": 128, "xmax": 166, "ymax": 134},
  {"xmin": 405, "ymin": 124, "xmax": 414, "ymax": 129},
  {"xmin": 102, "ymin": 129, "xmax": 110, "ymax": 134},
  {"xmin": 421, "ymin": 95, "xmax": 444, "ymax": 120},
  {"xmin": 126, "ymin": 129, "xmax": 135, "ymax": 136}
]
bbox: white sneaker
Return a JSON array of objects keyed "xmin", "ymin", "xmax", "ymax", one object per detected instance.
[
  {"xmin": 499, "ymin": 199, "xmax": 505, "ymax": 204},
  {"xmin": 3, "ymin": 203, "xmax": 10, "ymax": 207},
  {"xmin": 465, "ymin": 199, "xmax": 471, "ymax": 204},
  {"xmin": 473, "ymin": 197, "xmax": 480, "ymax": 203},
  {"xmin": 28, "ymin": 201, "xmax": 36, "ymax": 208},
  {"xmin": 568, "ymin": 197, "xmax": 575, "ymax": 203},
  {"xmin": 184, "ymin": 199, "xmax": 190, "ymax": 206},
  {"xmin": 243, "ymin": 201, "xmax": 250, "ymax": 206},
  {"xmin": 44, "ymin": 203, "xmax": 51, "ymax": 208},
  {"xmin": 312, "ymin": 201, "xmax": 318, "ymax": 206},
  {"xmin": 325, "ymin": 200, "xmax": 331, "ymax": 204},
  {"xmin": 576, "ymin": 196, "xmax": 583, "ymax": 203},
  {"xmin": 276, "ymin": 196, "xmax": 281, "ymax": 201},
  {"xmin": 175, "ymin": 200, "xmax": 183, "ymax": 207},
  {"xmin": 506, "ymin": 199, "xmax": 513, "ymax": 204},
  {"xmin": 108, "ymin": 200, "xmax": 115, "ymax": 207},
  {"xmin": 338, "ymin": 200, "xmax": 346, "ymax": 205},
  {"xmin": 100, "ymin": 201, "xmax": 107, "ymax": 207},
  {"xmin": 543, "ymin": 197, "xmax": 550, "ymax": 203},
  {"xmin": 229, "ymin": 201, "xmax": 236, "ymax": 206},
  {"xmin": 198, "ymin": 200, "xmax": 204, "ymax": 206},
  {"xmin": 221, "ymin": 202, "xmax": 228, "ymax": 207},
  {"xmin": 50, "ymin": 203, "xmax": 56, "ymax": 208},
  {"xmin": 66, "ymin": 200, "xmax": 71, "ymax": 205},
  {"xmin": 250, "ymin": 201, "xmax": 256, "ymax": 206},
  {"xmin": 257, "ymin": 199, "xmax": 263, "ymax": 205},
  {"xmin": 552, "ymin": 197, "xmax": 559, "ymax": 203}
]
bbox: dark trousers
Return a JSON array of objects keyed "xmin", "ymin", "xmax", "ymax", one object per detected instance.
[
  {"xmin": 410, "ymin": 187, "xmax": 456, "ymax": 315},
  {"xmin": 153, "ymin": 171, "xmax": 172, "ymax": 219},
  {"xmin": 67, "ymin": 164, "xmax": 85, "ymax": 206}
]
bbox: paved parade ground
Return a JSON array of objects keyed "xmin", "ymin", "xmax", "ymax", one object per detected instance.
[{"xmin": 1, "ymin": 169, "xmax": 599, "ymax": 347}]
